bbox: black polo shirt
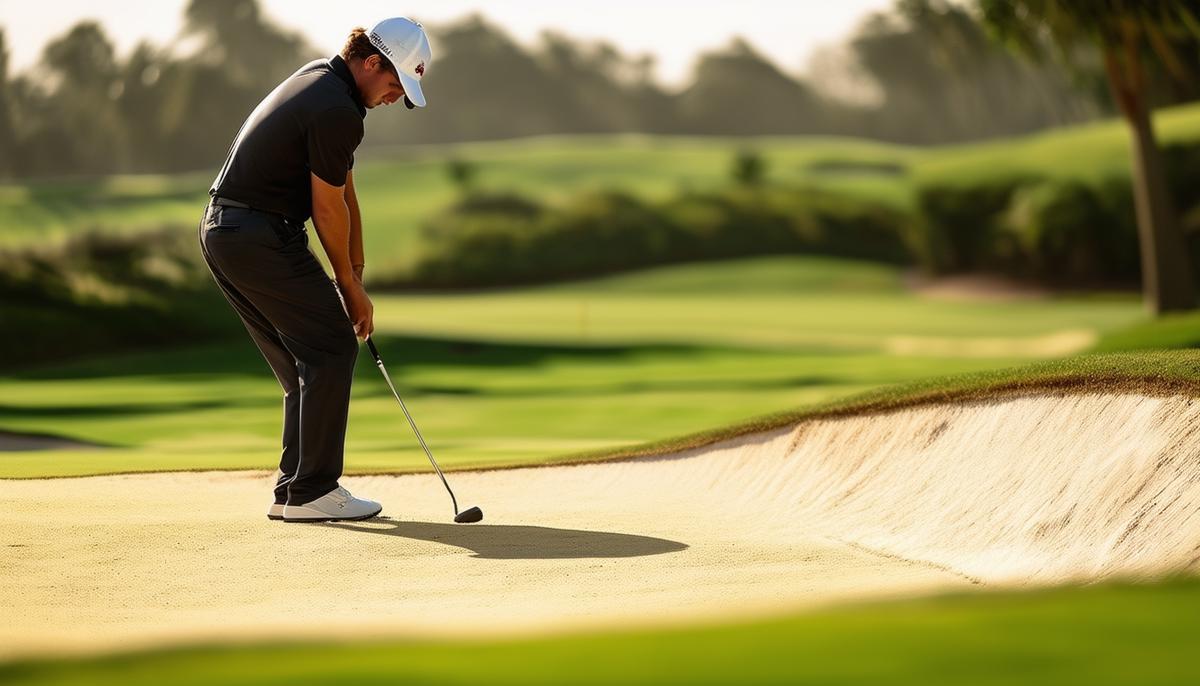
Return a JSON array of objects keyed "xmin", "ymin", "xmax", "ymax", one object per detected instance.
[{"xmin": 210, "ymin": 55, "xmax": 367, "ymax": 224}]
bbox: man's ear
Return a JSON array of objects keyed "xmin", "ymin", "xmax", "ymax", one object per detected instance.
[{"xmin": 364, "ymin": 54, "xmax": 381, "ymax": 73}]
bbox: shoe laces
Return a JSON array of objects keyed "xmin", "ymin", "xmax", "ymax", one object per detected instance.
[{"xmin": 330, "ymin": 486, "xmax": 353, "ymax": 505}]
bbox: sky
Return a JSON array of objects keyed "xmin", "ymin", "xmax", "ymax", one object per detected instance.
[{"xmin": 0, "ymin": 0, "xmax": 894, "ymax": 87}]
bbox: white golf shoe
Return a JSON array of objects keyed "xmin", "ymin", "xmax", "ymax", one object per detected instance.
[
  {"xmin": 282, "ymin": 486, "xmax": 383, "ymax": 523},
  {"xmin": 267, "ymin": 503, "xmax": 285, "ymax": 521}
]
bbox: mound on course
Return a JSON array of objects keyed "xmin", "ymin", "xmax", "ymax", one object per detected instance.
[{"xmin": 3, "ymin": 388, "xmax": 1198, "ymax": 660}]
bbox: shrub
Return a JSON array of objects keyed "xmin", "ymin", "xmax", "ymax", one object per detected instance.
[
  {"xmin": 446, "ymin": 157, "xmax": 479, "ymax": 193},
  {"xmin": 0, "ymin": 225, "xmax": 239, "ymax": 368},
  {"xmin": 401, "ymin": 185, "xmax": 910, "ymax": 289},
  {"xmin": 912, "ymin": 175, "xmax": 1040, "ymax": 274},
  {"xmin": 731, "ymin": 149, "xmax": 767, "ymax": 186},
  {"xmin": 1002, "ymin": 179, "xmax": 1137, "ymax": 285},
  {"xmin": 1164, "ymin": 142, "xmax": 1200, "ymax": 214}
]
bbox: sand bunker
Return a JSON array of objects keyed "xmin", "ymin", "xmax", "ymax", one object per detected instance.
[{"xmin": 3, "ymin": 391, "xmax": 1199, "ymax": 659}]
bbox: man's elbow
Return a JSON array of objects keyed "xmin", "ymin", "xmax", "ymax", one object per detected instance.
[
  {"xmin": 311, "ymin": 197, "xmax": 348, "ymax": 227},
  {"xmin": 310, "ymin": 172, "xmax": 349, "ymax": 226}
]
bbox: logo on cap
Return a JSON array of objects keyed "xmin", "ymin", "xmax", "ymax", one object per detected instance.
[
  {"xmin": 369, "ymin": 31, "xmax": 394, "ymax": 60},
  {"xmin": 415, "ymin": 62, "xmax": 425, "ymax": 77}
]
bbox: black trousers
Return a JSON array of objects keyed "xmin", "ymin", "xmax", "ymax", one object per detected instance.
[{"xmin": 198, "ymin": 202, "xmax": 358, "ymax": 505}]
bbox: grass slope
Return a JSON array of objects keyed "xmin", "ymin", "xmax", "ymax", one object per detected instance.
[
  {"xmin": 549, "ymin": 348, "xmax": 1200, "ymax": 468},
  {"xmin": 1092, "ymin": 309, "xmax": 1200, "ymax": 353},
  {"xmin": 2, "ymin": 577, "xmax": 1197, "ymax": 685}
]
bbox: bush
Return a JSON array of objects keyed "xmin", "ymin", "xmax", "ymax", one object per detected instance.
[
  {"xmin": 400, "ymin": 139, "xmax": 1200, "ymax": 291},
  {"xmin": 731, "ymin": 149, "xmax": 767, "ymax": 186},
  {"xmin": 1164, "ymin": 142, "xmax": 1200, "ymax": 214},
  {"xmin": 446, "ymin": 157, "xmax": 479, "ymax": 193},
  {"xmin": 399, "ymin": 185, "xmax": 911, "ymax": 289},
  {"xmin": 411, "ymin": 190, "xmax": 686, "ymax": 287},
  {"xmin": 0, "ymin": 225, "xmax": 240, "ymax": 368},
  {"xmin": 912, "ymin": 175, "xmax": 1039, "ymax": 274},
  {"xmin": 419, "ymin": 191, "xmax": 545, "ymax": 246},
  {"xmin": 1001, "ymin": 179, "xmax": 1137, "ymax": 285}
]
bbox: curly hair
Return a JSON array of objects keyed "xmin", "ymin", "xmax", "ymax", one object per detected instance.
[{"xmin": 340, "ymin": 27, "xmax": 396, "ymax": 75}]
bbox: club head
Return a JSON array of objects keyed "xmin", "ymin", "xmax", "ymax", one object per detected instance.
[{"xmin": 454, "ymin": 506, "xmax": 483, "ymax": 524}]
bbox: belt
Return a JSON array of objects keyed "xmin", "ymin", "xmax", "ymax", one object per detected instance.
[
  {"xmin": 209, "ymin": 195, "xmax": 305, "ymax": 242},
  {"xmin": 210, "ymin": 196, "xmax": 303, "ymax": 230},
  {"xmin": 210, "ymin": 196, "xmax": 254, "ymax": 210}
]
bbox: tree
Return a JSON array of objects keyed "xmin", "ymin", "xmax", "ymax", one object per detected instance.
[
  {"xmin": 37, "ymin": 21, "xmax": 130, "ymax": 173},
  {"xmin": 182, "ymin": 0, "xmax": 310, "ymax": 91},
  {"xmin": 391, "ymin": 14, "xmax": 570, "ymax": 143},
  {"xmin": 162, "ymin": 0, "xmax": 311, "ymax": 170},
  {"xmin": 0, "ymin": 31, "xmax": 15, "ymax": 177},
  {"xmin": 851, "ymin": 0, "xmax": 1100, "ymax": 144},
  {"xmin": 979, "ymin": 0, "xmax": 1200, "ymax": 314},
  {"xmin": 678, "ymin": 38, "xmax": 827, "ymax": 135},
  {"xmin": 537, "ymin": 30, "xmax": 646, "ymax": 132},
  {"xmin": 114, "ymin": 43, "xmax": 170, "ymax": 170}
]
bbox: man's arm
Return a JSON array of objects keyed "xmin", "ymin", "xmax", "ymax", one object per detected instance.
[
  {"xmin": 345, "ymin": 170, "xmax": 365, "ymax": 282},
  {"xmin": 310, "ymin": 172, "xmax": 356, "ymax": 285},
  {"xmin": 311, "ymin": 171, "xmax": 374, "ymax": 338}
]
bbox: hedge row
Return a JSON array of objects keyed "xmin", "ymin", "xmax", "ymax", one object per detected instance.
[
  {"xmin": 10, "ymin": 144, "xmax": 1200, "ymax": 366},
  {"xmin": 397, "ymin": 186, "xmax": 911, "ymax": 289},
  {"xmin": 394, "ymin": 142, "xmax": 1200, "ymax": 290},
  {"xmin": 910, "ymin": 142, "xmax": 1200, "ymax": 286},
  {"xmin": 0, "ymin": 227, "xmax": 239, "ymax": 369}
]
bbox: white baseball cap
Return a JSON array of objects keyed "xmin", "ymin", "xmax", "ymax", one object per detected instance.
[{"xmin": 368, "ymin": 17, "xmax": 431, "ymax": 109}]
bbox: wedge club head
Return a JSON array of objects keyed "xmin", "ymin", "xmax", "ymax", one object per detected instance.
[{"xmin": 455, "ymin": 506, "xmax": 484, "ymax": 524}]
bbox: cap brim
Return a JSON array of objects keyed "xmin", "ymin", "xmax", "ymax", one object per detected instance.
[{"xmin": 398, "ymin": 72, "xmax": 426, "ymax": 108}]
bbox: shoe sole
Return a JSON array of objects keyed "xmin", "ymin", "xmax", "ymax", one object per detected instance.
[{"xmin": 281, "ymin": 509, "xmax": 383, "ymax": 523}]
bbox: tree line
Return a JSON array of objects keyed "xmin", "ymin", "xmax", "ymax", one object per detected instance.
[{"xmin": 6, "ymin": 0, "xmax": 1197, "ymax": 179}]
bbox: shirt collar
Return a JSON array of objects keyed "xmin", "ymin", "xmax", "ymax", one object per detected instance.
[{"xmin": 329, "ymin": 54, "xmax": 367, "ymax": 118}]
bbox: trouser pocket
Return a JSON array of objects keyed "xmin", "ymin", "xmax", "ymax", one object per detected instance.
[
  {"xmin": 204, "ymin": 205, "xmax": 242, "ymax": 232},
  {"xmin": 270, "ymin": 220, "xmax": 306, "ymax": 247}
]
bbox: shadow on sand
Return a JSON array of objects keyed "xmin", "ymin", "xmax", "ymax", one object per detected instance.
[{"xmin": 321, "ymin": 516, "xmax": 689, "ymax": 560}]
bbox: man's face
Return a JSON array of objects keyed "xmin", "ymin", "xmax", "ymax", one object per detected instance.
[{"xmin": 361, "ymin": 55, "xmax": 406, "ymax": 109}]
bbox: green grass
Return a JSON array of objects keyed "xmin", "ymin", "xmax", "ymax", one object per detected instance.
[
  {"xmin": 912, "ymin": 101, "xmax": 1200, "ymax": 186},
  {"xmin": 5, "ymin": 102, "xmax": 1200, "ymax": 276},
  {"xmin": 1092, "ymin": 309, "xmax": 1200, "ymax": 353},
  {"xmin": 507, "ymin": 346, "xmax": 1200, "ymax": 468},
  {"xmin": 3, "ymin": 577, "xmax": 1198, "ymax": 685},
  {"xmin": 0, "ymin": 255, "xmax": 1149, "ymax": 478}
]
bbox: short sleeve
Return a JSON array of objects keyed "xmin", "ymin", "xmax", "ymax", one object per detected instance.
[{"xmin": 307, "ymin": 107, "xmax": 363, "ymax": 187}]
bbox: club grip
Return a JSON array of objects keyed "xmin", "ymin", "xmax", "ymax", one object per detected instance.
[{"xmin": 365, "ymin": 336, "xmax": 382, "ymax": 363}]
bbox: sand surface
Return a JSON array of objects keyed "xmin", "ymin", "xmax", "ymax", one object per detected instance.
[{"xmin": 4, "ymin": 392, "xmax": 1199, "ymax": 659}]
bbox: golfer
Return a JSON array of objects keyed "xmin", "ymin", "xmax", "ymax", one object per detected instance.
[{"xmin": 197, "ymin": 17, "xmax": 431, "ymax": 522}]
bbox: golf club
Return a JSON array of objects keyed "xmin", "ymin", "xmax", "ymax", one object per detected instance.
[{"xmin": 365, "ymin": 336, "xmax": 484, "ymax": 524}]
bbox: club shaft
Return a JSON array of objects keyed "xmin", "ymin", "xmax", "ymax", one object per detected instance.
[{"xmin": 371, "ymin": 355, "xmax": 461, "ymax": 515}]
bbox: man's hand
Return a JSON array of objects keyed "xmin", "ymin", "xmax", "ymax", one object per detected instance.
[{"xmin": 340, "ymin": 279, "xmax": 375, "ymax": 340}]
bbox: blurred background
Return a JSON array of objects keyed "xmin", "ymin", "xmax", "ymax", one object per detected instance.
[
  {"xmin": 3, "ymin": 0, "xmax": 1199, "ymax": 356},
  {"xmin": 2, "ymin": 0, "xmax": 1200, "ymax": 467},
  {"xmin": 2, "ymin": 1, "xmax": 1200, "ymax": 680}
]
